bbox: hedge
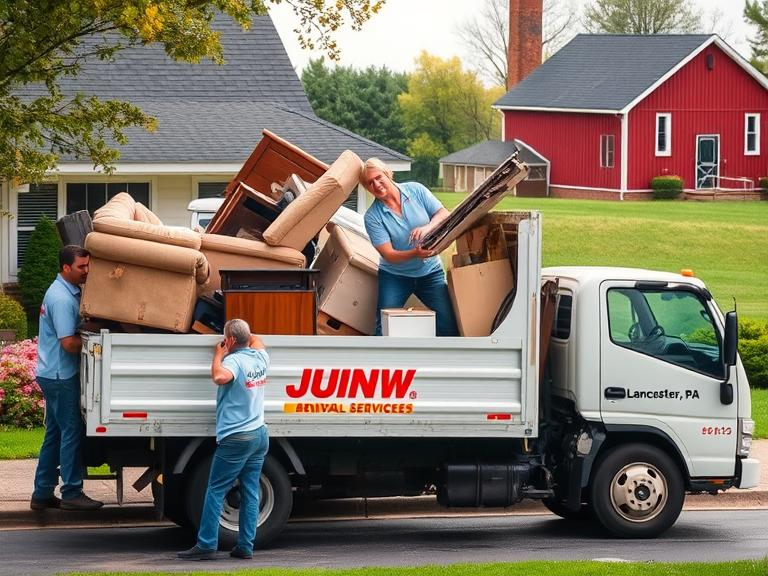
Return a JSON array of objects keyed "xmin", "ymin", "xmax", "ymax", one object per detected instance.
[
  {"xmin": 651, "ymin": 175, "xmax": 683, "ymax": 200},
  {"xmin": 0, "ymin": 295, "xmax": 27, "ymax": 341}
]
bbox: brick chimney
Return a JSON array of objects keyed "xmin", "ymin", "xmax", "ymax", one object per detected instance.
[{"xmin": 507, "ymin": 0, "xmax": 543, "ymax": 90}]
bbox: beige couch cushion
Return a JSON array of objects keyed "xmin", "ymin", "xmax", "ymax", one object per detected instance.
[
  {"xmin": 86, "ymin": 232, "xmax": 209, "ymax": 284},
  {"xmin": 94, "ymin": 192, "xmax": 135, "ymax": 220},
  {"xmin": 93, "ymin": 218, "xmax": 201, "ymax": 249},
  {"xmin": 134, "ymin": 202, "xmax": 163, "ymax": 225},
  {"xmin": 200, "ymin": 234, "xmax": 306, "ymax": 293},
  {"xmin": 263, "ymin": 150, "xmax": 362, "ymax": 251}
]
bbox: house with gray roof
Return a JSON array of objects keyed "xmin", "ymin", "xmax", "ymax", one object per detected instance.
[
  {"xmin": 443, "ymin": 34, "xmax": 767, "ymax": 200},
  {"xmin": 0, "ymin": 15, "xmax": 409, "ymax": 285}
]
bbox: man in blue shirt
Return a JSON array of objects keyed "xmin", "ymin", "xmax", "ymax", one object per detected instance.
[
  {"xmin": 31, "ymin": 245, "xmax": 104, "ymax": 511},
  {"xmin": 178, "ymin": 319, "xmax": 269, "ymax": 561},
  {"xmin": 362, "ymin": 157, "xmax": 458, "ymax": 336}
]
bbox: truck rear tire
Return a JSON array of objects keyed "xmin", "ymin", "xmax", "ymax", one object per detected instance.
[
  {"xmin": 590, "ymin": 443, "xmax": 684, "ymax": 538},
  {"xmin": 186, "ymin": 453, "xmax": 293, "ymax": 549}
]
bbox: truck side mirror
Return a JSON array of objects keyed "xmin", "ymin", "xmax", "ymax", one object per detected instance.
[
  {"xmin": 723, "ymin": 311, "xmax": 738, "ymax": 367},
  {"xmin": 720, "ymin": 311, "xmax": 738, "ymax": 405}
]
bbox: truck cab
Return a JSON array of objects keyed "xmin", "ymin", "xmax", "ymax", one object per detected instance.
[{"xmin": 542, "ymin": 266, "xmax": 758, "ymax": 536}]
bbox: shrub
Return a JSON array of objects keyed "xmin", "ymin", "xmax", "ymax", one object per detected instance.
[
  {"xmin": 760, "ymin": 177, "xmax": 768, "ymax": 191},
  {"xmin": 651, "ymin": 175, "xmax": 683, "ymax": 200},
  {"xmin": 740, "ymin": 318, "xmax": 768, "ymax": 388},
  {"xmin": 0, "ymin": 294, "xmax": 27, "ymax": 341},
  {"xmin": 17, "ymin": 216, "xmax": 62, "ymax": 330},
  {"xmin": 0, "ymin": 338, "xmax": 43, "ymax": 428}
]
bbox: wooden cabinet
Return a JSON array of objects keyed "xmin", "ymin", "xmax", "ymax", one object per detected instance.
[{"xmin": 225, "ymin": 291, "xmax": 316, "ymax": 335}]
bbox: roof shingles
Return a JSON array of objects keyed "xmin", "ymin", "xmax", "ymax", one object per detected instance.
[{"xmin": 495, "ymin": 34, "xmax": 714, "ymax": 111}]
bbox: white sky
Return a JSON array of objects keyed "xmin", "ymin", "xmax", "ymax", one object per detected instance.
[{"xmin": 269, "ymin": 0, "xmax": 755, "ymax": 76}]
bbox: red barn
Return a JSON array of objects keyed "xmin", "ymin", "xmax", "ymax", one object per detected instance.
[{"xmin": 493, "ymin": 34, "xmax": 768, "ymax": 200}]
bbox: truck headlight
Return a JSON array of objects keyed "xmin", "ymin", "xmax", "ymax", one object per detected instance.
[{"xmin": 738, "ymin": 418, "xmax": 754, "ymax": 457}]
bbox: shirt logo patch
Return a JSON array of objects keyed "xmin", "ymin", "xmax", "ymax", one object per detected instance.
[{"xmin": 40, "ymin": 304, "xmax": 46, "ymax": 318}]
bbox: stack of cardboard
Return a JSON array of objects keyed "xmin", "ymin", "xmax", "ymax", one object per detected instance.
[{"xmin": 313, "ymin": 223, "xmax": 379, "ymax": 335}]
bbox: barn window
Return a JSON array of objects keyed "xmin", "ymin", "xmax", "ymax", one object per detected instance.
[
  {"xmin": 656, "ymin": 113, "xmax": 672, "ymax": 156},
  {"xmin": 600, "ymin": 135, "xmax": 615, "ymax": 168},
  {"xmin": 745, "ymin": 113, "xmax": 760, "ymax": 156}
]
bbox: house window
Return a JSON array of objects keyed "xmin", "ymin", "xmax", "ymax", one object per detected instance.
[
  {"xmin": 16, "ymin": 183, "xmax": 59, "ymax": 269},
  {"xmin": 745, "ymin": 113, "xmax": 760, "ymax": 155},
  {"xmin": 656, "ymin": 113, "xmax": 672, "ymax": 156},
  {"xmin": 600, "ymin": 135, "xmax": 615, "ymax": 168},
  {"xmin": 198, "ymin": 182, "xmax": 228, "ymax": 199},
  {"xmin": 66, "ymin": 182, "xmax": 150, "ymax": 216}
]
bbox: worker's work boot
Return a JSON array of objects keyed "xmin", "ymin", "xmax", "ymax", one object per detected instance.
[{"xmin": 60, "ymin": 493, "xmax": 104, "ymax": 511}]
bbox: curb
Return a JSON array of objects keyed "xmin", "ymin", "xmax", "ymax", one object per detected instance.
[{"xmin": 2, "ymin": 491, "xmax": 767, "ymax": 531}]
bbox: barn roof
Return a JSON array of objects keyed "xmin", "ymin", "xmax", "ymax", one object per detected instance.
[{"xmin": 494, "ymin": 34, "xmax": 768, "ymax": 113}]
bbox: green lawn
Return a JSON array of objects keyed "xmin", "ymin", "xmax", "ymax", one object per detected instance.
[
  {"xmin": 64, "ymin": 560, "xmax": 768, "ymax": 576},
  {"xmin": 434, "ymin": 195, "xmax": 768, "ymax": 321},
  {"xmin": 0, "ymin": 425, "xmax": 43, "ymax": 459},
  {"xmin": 752, "ymin": 388, "xmax": 768, "ymax": 439}
]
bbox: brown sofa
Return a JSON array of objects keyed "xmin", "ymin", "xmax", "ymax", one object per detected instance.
[{"xmin": 81, "ymin": 193, "xmax": 209, "ymax": 332}]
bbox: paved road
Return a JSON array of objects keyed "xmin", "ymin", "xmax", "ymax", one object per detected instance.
[{"xmin": 1, "ymin": 510, "xmax": 766, "ymax": 575}]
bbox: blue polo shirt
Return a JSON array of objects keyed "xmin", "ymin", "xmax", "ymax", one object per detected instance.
[
  {"xmin": 364, "ymin": 181, "xmax": 444, "ymax": 277},
  {"xmin": 36, "ymin": 274, "xmax": 82, "ymax": 380},
  {"xmin": 216, "ymin": 347, "xmax": 269, "ymax": 442}
]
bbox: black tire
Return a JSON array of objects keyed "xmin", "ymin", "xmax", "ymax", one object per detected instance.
[
  {"xmin": 156, "ymin": 474, "xmax": 191, "ymax": 528},
  {"xmin": 186, "ymin": 453, "xmax": 293, "ymax": 549},
  {"xmin": 590, "ymin": 443, "xmax": 684, "ymax": 538},
  {"xmin": 542, "ymin": 496, "xmax": 593, "ymax": 521}
]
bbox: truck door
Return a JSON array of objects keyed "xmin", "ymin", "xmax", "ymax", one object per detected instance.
[{"xmin": 599, "ymin": 282, "xmax": 737, "ymax": 478}]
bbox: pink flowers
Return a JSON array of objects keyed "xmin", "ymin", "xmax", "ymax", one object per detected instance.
[{"xmin": 0, "ymin": 338, "xmax": 44, "ymax": 429}]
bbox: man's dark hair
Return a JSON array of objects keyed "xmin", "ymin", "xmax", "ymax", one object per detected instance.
[{"xmin": 60, "ymin": 245, "xmax": 90, "ymax": 269}]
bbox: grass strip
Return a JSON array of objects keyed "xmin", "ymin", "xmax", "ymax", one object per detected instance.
[{"xmin": 64, "ymin": 559, "xmax": 768, "ymax": 576}]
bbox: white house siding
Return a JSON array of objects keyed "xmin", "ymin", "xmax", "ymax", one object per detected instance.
[{"xmin": 1, "ymin": 171, "xmax": 238, "ymax": 284}]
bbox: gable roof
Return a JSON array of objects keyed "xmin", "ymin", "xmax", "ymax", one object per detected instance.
[
  {"xmin": 494, "ymin": 34, "xmax": 768, "ymax": 114},
  {"xmin": 64, "ymin": 100, "xmax": 409, "ymax": 165},
  {"xmin": 24, "ymin": 15, "xmax": 409, "ymax": 166},
  {"xmin": 440, "ymin": 139, "xmax": 547, "ymax": 167}
]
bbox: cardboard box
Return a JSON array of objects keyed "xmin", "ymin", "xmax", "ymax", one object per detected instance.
[
  {"xmin": 317, "ymin": 311, "xmax": 364, "ymax": 336},
  {"xmin": 448, "ymin": 258, "xmax": 515, "ymax": 337},
  {"xmin": 315, "ymin": 223, "xmax": 379, "ymax": 335},
  {"xmin": 381, "ymin": 308, "xmax": 436, "ymax": 337}
]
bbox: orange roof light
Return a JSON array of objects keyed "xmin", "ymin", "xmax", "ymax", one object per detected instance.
[{"xmin": 680, "ymin": 269, "xmax": 695, "ymax": 277}]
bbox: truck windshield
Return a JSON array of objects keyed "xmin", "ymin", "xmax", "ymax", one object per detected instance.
[{"xmin": 607, "ymin": 288, "xmax": 724, "ymax": 379}]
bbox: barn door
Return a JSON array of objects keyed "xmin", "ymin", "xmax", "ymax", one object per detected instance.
[{"xmin": 696, "ymin": 135, "xmax": 719, "ymax": 189}]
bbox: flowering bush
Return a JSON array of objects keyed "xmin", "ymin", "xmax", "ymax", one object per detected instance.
[{"xmin": 0, "ymin": 338, "xmax": 44, "ymax": 428}]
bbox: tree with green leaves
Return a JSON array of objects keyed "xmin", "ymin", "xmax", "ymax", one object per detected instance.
[
  {"xmin": 301, "ymin": 58, "xmax": 408, "ymax": 153},
  {"xmin": 1, "ymin": 0, "xmax": 384, "ymax": 184},
  {"xmin": 745, "ymin": 1, "xmax": 768, "ymax": 74},
  {"xmin": 398, "ymin": 52, "xmax": 504, "ymax": 186},
  {"xmin": 583, "ymin": 0, "xmax": 701, "ymax": 34}
]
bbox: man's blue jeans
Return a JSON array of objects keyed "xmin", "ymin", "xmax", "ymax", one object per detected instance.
[
  {"xmin": 32, "ymin": 375, "xmax": 84, "ymax": 500},
  {"xmin": 376, "ymin": 268, "xmax": 459, "ymax": 336},
  {"xmin": 197, "ymin": 426, "xmax": 269, "ymax": 552}
]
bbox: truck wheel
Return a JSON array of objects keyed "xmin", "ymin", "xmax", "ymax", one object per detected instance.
[
  {"xmin": 186, "ymin": 454, "xmax": 293, "ymax": 549},
  {"xmin": 590, "ymin": 444, "xmax": 683, "ymax": 538}
]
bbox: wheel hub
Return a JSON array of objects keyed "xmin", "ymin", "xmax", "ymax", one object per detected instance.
[{"xmin": 610, "ymin": 462, "xmax": 668, "ymax": 523}]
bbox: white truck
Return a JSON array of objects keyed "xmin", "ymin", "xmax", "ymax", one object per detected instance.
[{"xmin": 79, "ymin": 209, "xmax": 760, "ymax": 546}]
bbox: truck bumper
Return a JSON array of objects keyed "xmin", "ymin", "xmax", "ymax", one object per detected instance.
[{"xmin": 736, "ymin": 458, "xmax": 761, "ymax": 489}]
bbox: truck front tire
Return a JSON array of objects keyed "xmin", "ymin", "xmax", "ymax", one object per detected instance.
[
  {"xmin": 186, "ymin": 453, "xmax": 293, "ymax": 549},
  {"xmin": 590, "ymin": 443, "xmax": 684, "ymax": 538}
]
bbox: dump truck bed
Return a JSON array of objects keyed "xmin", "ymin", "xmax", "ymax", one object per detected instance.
[{"xmin": 81, "ymin": 213, "xmax": 541, "ymax": 440}]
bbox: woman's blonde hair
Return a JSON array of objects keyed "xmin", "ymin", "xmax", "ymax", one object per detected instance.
[{"xmin": 362, "ymin": 157, "xmax": 394, "ymax": 182}]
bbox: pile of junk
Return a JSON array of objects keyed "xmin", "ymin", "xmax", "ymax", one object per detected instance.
[{"xmin": 57, "ymin": 130, "xmax": 530, "ymax": 339}]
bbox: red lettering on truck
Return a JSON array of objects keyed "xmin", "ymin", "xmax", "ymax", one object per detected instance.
[{"xmin": 286, "ymin": 368, "xmax": 416, "ymax": 399}]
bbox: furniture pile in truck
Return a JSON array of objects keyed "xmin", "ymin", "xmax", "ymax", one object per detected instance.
[{"xmin": 62, "ymin": 130, "xmax": 529, "ymax": 339}]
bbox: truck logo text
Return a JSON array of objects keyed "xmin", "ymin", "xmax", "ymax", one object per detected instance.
[
  {"xmin": 286, "ymin": 368, "xmax": 416, "ymax": 399},
  {"xmin": 283, "ymin": 368, "xmax": 416, "ymax": 416}
]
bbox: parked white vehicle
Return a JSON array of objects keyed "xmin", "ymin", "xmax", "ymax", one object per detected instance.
[{"xmin": 80, "ymin": 209, "xmax": 759, "ymax": 546}]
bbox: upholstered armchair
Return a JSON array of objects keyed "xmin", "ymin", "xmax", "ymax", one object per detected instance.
[{"xmin": 81, "ymin": 193, "xmax": 209, "ymax": 332}]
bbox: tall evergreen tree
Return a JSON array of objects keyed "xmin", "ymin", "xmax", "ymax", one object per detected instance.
[{"xmin": 302, "ymin": 59, "xmax": 408, "ymax": 153}]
